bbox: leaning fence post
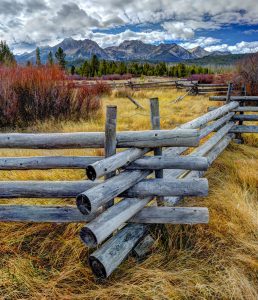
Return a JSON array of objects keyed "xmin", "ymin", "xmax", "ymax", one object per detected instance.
[
  {"xmin": 150, "ymin": 98, "xmax": 163, "ymax": 205},
  {"xmin": 226, "ymin": 82, "xmax": 233, "ymax": 103},
  {"xmin": 104, "ymin": 105, "xmax": 117, "ymax": 209}
]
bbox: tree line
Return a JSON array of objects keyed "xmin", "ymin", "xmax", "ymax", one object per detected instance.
[
  {"xmin": 77, "ymin": 55, "xmax": 211, "ymax": 78},
  {"xmin": 1, "ymin": 41, "xmax": 211, "ymax": 78}
]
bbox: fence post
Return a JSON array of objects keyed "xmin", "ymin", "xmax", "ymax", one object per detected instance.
[
  {"xmin": 236, "ymin": 84, "xmax": 246, "ymax": 143},
  {"xmin": 150, "ymin": 98, "xmax": 163, "ymax": 204},
  {"xmin": 226, "ymin": 82, "xmax": 233, "ymax": 103},
  {"xmin": 104, "ymin": 105, "xmax": 117, "ymax": 209}
]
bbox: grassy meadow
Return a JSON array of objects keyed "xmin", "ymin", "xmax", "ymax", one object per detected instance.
[{"xmin": 0, "ymin": 88, "xmax": 257, "ymax": 299}]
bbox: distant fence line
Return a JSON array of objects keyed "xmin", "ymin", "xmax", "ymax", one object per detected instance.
[{"xmin": 0, "ymin": 87, "xmax": 257, "ymax": 279}]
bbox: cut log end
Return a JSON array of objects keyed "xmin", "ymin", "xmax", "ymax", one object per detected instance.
[
  {"xmin": 89, "ymin": 256, "xmax": 107, "ymax": 278},
  {"xmin": 80, "ymin": 227, "xmax": 98, "ymax": 247},
  {"xmin": 76, "ymin": 194, "xmax": 91, "ymax": 215},
  {"xmin": 86, "ymin": 165, "xmax": 97, "ymax": 181}
]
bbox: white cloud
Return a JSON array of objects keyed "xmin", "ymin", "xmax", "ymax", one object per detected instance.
[
  {"xmin": 205, "ymin": 41, "xmax": 258, "ymax": 53},
  {"xmin": 162, "ymin": 22, "xmax": 194, "ymax": 39},
  {"xmin": 179, "ymin": 37, "xmax": 221, "ymax": 49},
  {"xmin": 1, "ymin": 0, "xmax": 258, "ymax": 54}
]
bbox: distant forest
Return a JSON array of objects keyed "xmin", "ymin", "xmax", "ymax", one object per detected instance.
[{"xmin": 74, "ymin": 55, "xmax": 211, "ymax": 78}]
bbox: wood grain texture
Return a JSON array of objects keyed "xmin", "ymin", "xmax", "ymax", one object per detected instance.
[
  {"xmin": 230, "ymin": 125, "xmax": 258, "ymax": 133},
  {"xmin": 0, "ymin": 129, "xmax": 199, "ymax": 149},
  {"xmin": 104, "ymin": 106, "xmax": 117, "ymax": 209},
  {"xmin": 209, "ymin": 96, "xmax": 258, "ymax": 101},
  {"xmin": 87, "ymin": 147, "xmax": 150, "ymax": 180},
  {"xmin": 89, "ymin": 224, "xmax": 148, "ymax": 278},
  {"xmin": 126, "ymin": 156, "xmax": 209, "ymax": 171},
  {"xmin": 130, "ymin": 207, "xmax": 209, "ymax": 224},
  {"xmin": 0, "ymin": 156, "xmax": 103, "ymax": 170},
  {"xmin": 80, "ymin": 197, "xmax": 152, "ymax": 247},
  {"xmin": 121, "ymin": 178, "xmax": 208, "ymax": 198}
]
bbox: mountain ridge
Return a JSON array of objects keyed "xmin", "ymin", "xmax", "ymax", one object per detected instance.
[{"xmin": 15, "ymin": 37, "xmax": 231, "ymax": 64}]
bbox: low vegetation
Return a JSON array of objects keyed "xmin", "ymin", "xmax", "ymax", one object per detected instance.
[{"xmin": 0, "ymin": 65, "xmax": 109, "ymax": 127}]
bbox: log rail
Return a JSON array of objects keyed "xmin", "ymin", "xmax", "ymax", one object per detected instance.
[{"xmin": 0, "ymin": 90, "xmax": 257, "ymax": 279}]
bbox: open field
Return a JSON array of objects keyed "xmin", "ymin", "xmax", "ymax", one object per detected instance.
[{"xmin": 0, "ymin": 88, "xmax": 257, "ymax": 299}]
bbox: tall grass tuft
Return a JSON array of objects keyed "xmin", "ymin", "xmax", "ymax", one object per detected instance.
[{"xmin": 0, "ymin": 66, "xmax": 109, "ymax": 128}]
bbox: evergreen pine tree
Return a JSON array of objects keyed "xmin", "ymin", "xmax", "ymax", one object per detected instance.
[
  {"xmin": 36, "ymin": 47, "xmax": 41, "ymax": 66},
  {"xmin": 47, "ymin": 51, "xmax": 54, "ymax": 66},
  {"xmin": 55, "ymin": 47, "xmax": 66, "ymax": 69}
]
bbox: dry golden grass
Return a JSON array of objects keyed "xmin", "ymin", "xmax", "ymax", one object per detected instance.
[{"xmin": 0, "ymin": 88, "xmax": 257, "ymax": 299}]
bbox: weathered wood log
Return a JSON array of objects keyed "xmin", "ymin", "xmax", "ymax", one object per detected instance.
[
  {"xmin": 163, "ymin": 134, "xmax": 234, "ymax": 206},
  {"xmin": 115, "ymin": 129, "xmax": 199, "ymax": 148},
  {"xmin": 0, "ymin": 205, "xmax": 99, "ymax": 222},
  {"xmin": 0, "ymin": 129, "xmax": 199, "ymax": 149},
  {"xmin": 132, "ymin": 234, "xmax": 155, "ymax": 259},
  {"xmin": 88, "ymin": 204, "xmax": 209, "ymax": 278},
  {"xmin": 150, "ymin": 97, "xmax": 163, "ymax": 204},
  {"xmin": 104, "ymin": 106, "xmax": 117, "ymax": 209},
  {"xmin": 226, "ymin": 82, "xmax": 233, "ymax": 103},
  {"xmin": 0, "ymin": 156, "xmax": 103, "ymax": 170},
  {"xmin": 77, "ymin": 175, "xmax": 208, "ymax": 214},
  {"xmin": 126, "ymin": 156, "xmax": 208, "ymax": 171},
  {"xmin": 80, "ymin": 203, "xmax": 209, "ymax": 248},
  {"xmin": 233, "ymin": 107, "xmax": 258, "ymax": 112},
  {"xmin": 130, "ymin": 207, "xmax": 209, "ymax": 224},
  {"xmin": 80, "ymin": 197, "xmax": 152, "ymax": 247},
  {"xmin": 229, "ymin": 125, "xmax": 258, "ymax": 133},
  {"xmin": 210, "ymin": 96, "xmax": 258, "ymax": 102},
  {"xmin": 163, "ymin": 124, "xmax": 234, "ymax": 204},
  {"xmin": 199, "ymin": 113, "xmax": 235, "ymax": 139},
  {"xmin": 150, "ymin": 98, "xmax": 163, "ymax": 179},
  {"xmin": 179, "ymin": 101, "xmax": 239, "ymax": 129},
  {"xmin": 126, "ymin": 95, "xmax": 145, "ymax": 110},
  {"xmin": 76, "ymin": 170, "xmax": 150, "ymax": 214},
  {"xmin": 198, "ymin": 84, "xmax": 228, "ymax": 87},
  {"xmin": 89, "ymin": 224, "xmax": 148, "ymax": 278},
  {"xmin": 0, "ymin": 205, "xmax": 208, "ymax": 225},
  {"xmin": 232, "ymin": 115, "xmax": 258, "ymax": 121},
  {"xmin": 192, "ymin": 122, "xmax": 234, "ymax": 157},
  {"xmin": 121, "ymin": 178, "xmax": 208, "ymax": 198},
  {"xmin": 87, "ymin": 147, "xmax": 150, "ymax": 181},
  {"xmin": 0, "ymin": 181, "xmax": 99, "ymax": 198}
]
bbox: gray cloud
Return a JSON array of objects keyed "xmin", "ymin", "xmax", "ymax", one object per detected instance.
[
  {"xmin": 0, "ymin": 0, "xmax": 23, "ymax": 16},
  {"xmin": 1, "ymin": 0, "xmax": 258, "ymax": 54}
]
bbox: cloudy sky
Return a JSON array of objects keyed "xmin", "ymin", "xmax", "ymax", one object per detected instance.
[{"xmin": 1, "ymin": 0, "xmax": 258, "ymax": 54}]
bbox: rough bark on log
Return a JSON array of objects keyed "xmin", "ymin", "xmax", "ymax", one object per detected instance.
[
  {"xmin": 130, "ymin": 207, "xmax": 209, "ymax": 224},
  {"xmin": 0, "ymin": 156, "xmax": 103, "ymax": 170},
  {"xmin": 121, "ymin": 178, "xmax": 208, "ymax": 198},
  {"xmin": 89, "ymin": 224, "xmax": 148, "ymax": 278},
  {"xmin": 104, "ymin": 105, "xmax": 117, "ymax": 209},
  {"xmin": 80, "ymin": 197, "xmax": 152, "ymax": 247},
  {"xmin": 126, "ymin": 156, "xmax": 209, "ymax": 171},
  {"xmin": 230, "ymin": 125, "xmax": 258, "ymax": 133},
  {"xmin": 0, "ymin": 129, "xmax": 199, "ymax": 149},
  {"xmin": 87, "ymin": 148, "xmax": 150, "ymax": 181}
]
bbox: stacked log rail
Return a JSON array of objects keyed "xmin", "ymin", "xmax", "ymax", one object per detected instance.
[
  {"xmin": 176, "ymin": 82, "xmax": 228, "ymax": 95},
  {"xmin": 87, "ymin": 101, "xmax": 240, "ymax": 278},
  {"xmin": 1, "ymin": 95, "xmax": 257, "ymax": 279},
  {"xmin": 209, "ymin": 91, "xmax": 258, "ymax": 135}
]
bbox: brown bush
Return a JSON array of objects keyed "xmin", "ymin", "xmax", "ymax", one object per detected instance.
[{"xmin": 236, "ymin": 53, "xmax": 258, "ymax": 95}]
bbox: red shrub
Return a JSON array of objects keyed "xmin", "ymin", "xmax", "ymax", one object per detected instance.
[{"xmin": 0, "ymin": 66, "xmax": 108, "ymax": 127}]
